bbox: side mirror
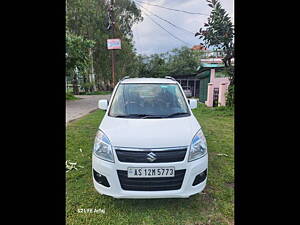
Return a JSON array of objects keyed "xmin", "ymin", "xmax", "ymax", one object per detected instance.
[
  {"xmin": 189, "ymin": 99, "xmax": 197, "ymax": 109},
  {"xmin": 98, "ymin": 99, "xmax": 108, "ymax": 110}
]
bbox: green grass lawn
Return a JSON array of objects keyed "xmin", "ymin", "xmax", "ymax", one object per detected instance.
[
  {"xmin": 82, "ymin": 91, "xmax": 112, "ymax": 95},
  {"xmin": 66, "ymin": 92, "xmax": 81, "ymax": 100},
  {"xmin": 66, "ymin": 104, "xmax": 234, "ymax": 225}
]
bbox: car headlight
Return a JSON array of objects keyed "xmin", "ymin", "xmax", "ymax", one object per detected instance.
[
  {"xmin": 189, "ymin": 129, "xmax": 207, "ymax": 161},
  {"xmin": 93, "ymin": 130, "xmax": 114, "ymax": 163}
]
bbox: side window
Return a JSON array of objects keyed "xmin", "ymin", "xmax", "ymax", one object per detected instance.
[
  {"xmin": 109, "ymin": 85, "xmax": 125, "ymax": 116},
  {"xmin": 175, "ymin": 86, "xmax": 187, "ymax": 109}
]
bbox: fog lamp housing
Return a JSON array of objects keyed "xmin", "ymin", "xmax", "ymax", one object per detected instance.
[
  {"xmin": 93, "ymin": 169, "xmax": 110, "ymax": 187},
  {"xmin": 192, "ymin": 169, "xmax": 207, "ymax": 186}
]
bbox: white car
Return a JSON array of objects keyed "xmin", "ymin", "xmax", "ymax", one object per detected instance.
[{"xmin": 93, "ymin": 77, "xmax": 208, "ymax": 199}]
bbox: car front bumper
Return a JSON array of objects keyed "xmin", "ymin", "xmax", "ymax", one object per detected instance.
[{"xmin": 92, "ymin": 152, "xmax": 208, "ymax": 199}]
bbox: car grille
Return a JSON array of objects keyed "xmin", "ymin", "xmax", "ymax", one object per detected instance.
[
  {"xmin": 115, "ymin": 148, "xmax": 187, "ymax": 163},
  {"xmin": 117, "ymin": 169, "xmax": 186, "ymax": 191}
]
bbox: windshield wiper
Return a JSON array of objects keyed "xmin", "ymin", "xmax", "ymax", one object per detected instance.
[
  {"xmin": 165, "ymin": 112, "xmax": 190, "ymax": 118},
  {"xmin": 141, "ymin": 115, "xmax": 165, "ymax": 119},
  {"xmin": 114, "ymin": 114, "xmax": 159, "ymax": 118},
  {"xmin": 114, "ymin": 113, "xmax": 189, "ymax": 118}
]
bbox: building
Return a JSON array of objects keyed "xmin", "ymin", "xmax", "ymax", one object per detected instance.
[
  {"xmin": 197, "ymin": 62, "xmax": 230, "ymax": 106},
  {"xmin": 191, "ymin": 45, "xmax": 226, "ymax": 59},
  {"xmin": 191, "ymin": 44, "xmax": 207, "ymax": 51},
  {"xmin": 174, "ymin": 49, "xmax": 232, "ymax": 106}
]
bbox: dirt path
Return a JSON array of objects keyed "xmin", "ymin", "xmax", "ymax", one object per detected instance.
[{"xmin": 66, "ymin": 95, "xmax": 111, "ymax": 124}]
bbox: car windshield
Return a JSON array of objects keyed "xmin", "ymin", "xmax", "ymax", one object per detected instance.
[{"xmin": 108, "ymin": 83, "xmax": 190, "ymax": 118}]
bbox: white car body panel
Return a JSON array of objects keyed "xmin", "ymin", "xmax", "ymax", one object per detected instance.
[
  {"xmin": 99, "ymin": 116, "xmax": 200, "ymax": 148},
  {"xmin": 93, "ymin": 77, "xmax": 208, "ymax": 198},
  {"xmin": 92, "ymin": 154, "xmax": 208, "ymax": 199}
]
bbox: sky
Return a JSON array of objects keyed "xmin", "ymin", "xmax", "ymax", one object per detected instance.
[{"xmin": 132, "ymin": 0, "xmax": 234, "ymax": 56}]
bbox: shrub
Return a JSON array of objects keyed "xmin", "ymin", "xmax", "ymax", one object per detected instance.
[
  {"xmin": 66, "ymin": 92, "xmax": 79, "ymax": 100},
  {"xmin": 226, "ymin": 84, "xmax": 234, "ymax": 107}
]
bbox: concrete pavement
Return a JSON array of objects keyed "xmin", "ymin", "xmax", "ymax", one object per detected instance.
[{"xmin": 66, "ymin": 95, "xmax": 111, "ymax": 124}]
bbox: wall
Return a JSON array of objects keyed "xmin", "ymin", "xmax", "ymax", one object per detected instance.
[
  {"xmin": 210, "ymin": 69, "xmax": 230, "ymax": 89},
  {"xmin": 205, "ymin": 69, "xmax": 230, "ymax": 107}
]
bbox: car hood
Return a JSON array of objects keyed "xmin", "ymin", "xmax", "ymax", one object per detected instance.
[{"xmin": 99, "ymin": 115, "xmax": 201, "ymax": 148}]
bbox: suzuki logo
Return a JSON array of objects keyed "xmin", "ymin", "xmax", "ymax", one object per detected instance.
[{"xmin": 147, "ymin": 152, "xmax": 157, "ymax": 162}]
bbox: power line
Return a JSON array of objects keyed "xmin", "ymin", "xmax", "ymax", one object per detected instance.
[
  {"xmin": 142, "ymin": 11, "xmax": 191, "ymax": 46},
  {"xmin": 134, "ymin": 0, "xmax": 209, "ymax": 15},
  {"xmin": 135, "ymin": 1, "xmax": 195, "ymax": 35}
]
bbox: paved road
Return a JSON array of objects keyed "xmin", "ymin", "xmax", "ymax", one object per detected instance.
[{"xmin": 66, "ymin": 95, "xmax": 111, "ymax": 124}]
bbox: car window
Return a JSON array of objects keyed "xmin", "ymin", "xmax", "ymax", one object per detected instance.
[{"xmin": 109, "ymin": 83, "xmax": 190, "ymax": 118}]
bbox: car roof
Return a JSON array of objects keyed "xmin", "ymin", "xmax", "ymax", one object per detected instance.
[{"xmin": 120, "ymin": 77, "xmax": 178, "ymax": 84}]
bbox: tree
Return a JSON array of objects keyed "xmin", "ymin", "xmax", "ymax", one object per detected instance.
[
  {"xmin": 66, "ymin": 0, "xmax": 143, "ymax": 91},
  {"xmin": 114, "ymin": 0, "xmax": 143, "ymax": 38},
  {"xmin": 167, "ymin": 47, "xmax": 203, "ymax": 76},
  {"xmin": 195, "ymin": 0, "xmax": 234, "ymax": 105},
  {"xmin": 66, "ymin": 31, "xmax": 95, "ymax": 94},
  {"xmin": 134, "ymin": 47, "xmax": 203, "ymax": 78}
]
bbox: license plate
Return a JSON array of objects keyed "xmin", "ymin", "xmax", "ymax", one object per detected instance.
[{"xmin": 127, "ymin": 167, "xmax": 175, "ymax": 178}]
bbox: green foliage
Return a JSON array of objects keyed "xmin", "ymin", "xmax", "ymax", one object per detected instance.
[
  {"xmin": 195, "ymin": 0, "xmax": 234, "ymax": 66},
  {"xmin": 195, "ymin": 0, "xmax": 234, "ymax": 106},
  {"xmin": 136, "ymin": 46, "xmax": 203, "ymax": 78},
  {"xmin": 66, "ymin": 92, "xmax": 80, "ymax": 100},
  {"xmin": 80, "ymin": 82, "xmax": 93, "ymax": 88},
  {"xmin": 66, "ymin": 0, "xmax": 143, "ymax": 90},
  {"xmin": 79, "ymin": 91, "xmax": 112, "ymax": 95},
  {"xmin": 138, "ymin": 53, "xmax": 168, "ymax": 77},
  {"xmin": 215, "ymin": 70, "xmax": 228, "ymax": 78},
  {"xmin": 226, "ymin": 84, "xmax": 234, "ymax": 107},
  {"xmin": 168, "ymin": 47, "xmax": 203, "ymax": 76},
  {"xmin": 114, "ymin": 37, "xmax": 142, "ymax": 79},
  {"xmin": 114, "ymin": 0, "xmax": 143, "ymax": 38},
  {"xmin": 66, "ymin": 32, "xmax": 95, "ymax": 78}
]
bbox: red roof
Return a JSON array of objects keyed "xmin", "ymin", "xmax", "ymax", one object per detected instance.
[{"xmin": 191, "ymin": 44, "xmax": 207, "ymax": 51}]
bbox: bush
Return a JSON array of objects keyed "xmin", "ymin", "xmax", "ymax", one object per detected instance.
[
  {"xmin": 226, "ymin": 84, "xmax": 234, "ymax": 107},
  {"xmin": 84, "ymin": 91, "xmax": 112, "ymax": 95},
  {"xmin": 66, "ymin": 92, "xmax": 80, "ymax": 100},
  {"xmin": 81, "ymin": 82, "xmax": 93, "ymax": 89}
]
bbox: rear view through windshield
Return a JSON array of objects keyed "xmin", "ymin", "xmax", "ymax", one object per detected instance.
[{"xmin": 109, "ymin": 83, "xmax": 190, "ymax": 118}]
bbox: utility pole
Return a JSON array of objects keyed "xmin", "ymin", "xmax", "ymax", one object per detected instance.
[{"xmin": 110, "ymin": 0, "xmax": 116, "ymax": 88}]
